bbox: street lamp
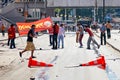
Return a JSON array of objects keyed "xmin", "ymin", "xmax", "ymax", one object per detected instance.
[{"xmin": 34, "ymin": 0, "xmax": 37, "ymax": 18}]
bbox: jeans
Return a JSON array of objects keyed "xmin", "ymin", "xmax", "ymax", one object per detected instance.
[
  {"xmin": 100, "ymin": 33, "xmax": 106, "ymax": 45},
  {"xmin": 1, "ymin": 30, "xmax": 5, "ymax": 36},
  {"xmin": 107, "ymin": 28, "xmax": 111, "ymax": 39},
  {"xmin": 53, "ymin": 34, "xmax": 58, "ymax": 49},
  {"xmin": 87, "ymin": 36, "xmax": 99, "ymax": 48},
  {"xmin": 10, "ymin": 38, "xmax": 16, "ymax": 49},
  {"xmin": 58, "ymin": 35, "xmax": 64, "ymax": 48},
  {"xmin": 49, "ymin": 35, "xmax": 53, "ymax": 45},
  {"xmin": 7, "ymin": 38, "xmax": 11, "ymax": 46},
  {"xmin": 79, "ymin": 34, "xmax": 84, "ymax": 46}
]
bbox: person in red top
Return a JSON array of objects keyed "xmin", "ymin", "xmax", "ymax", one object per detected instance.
[
  {"xmin": 48, "ymin": 27, "xmax": 53, "ymax": 46},
  {"xmin": 52, "ymin": 22, "xmax": 59, "ymax": 49},
  {"xmin": 84, "ymin": 25, "xmax": 100, "ymax": 49},
  {"xmin": 8, "ymin": 24, "xmax": 16, "ymax": 49}
]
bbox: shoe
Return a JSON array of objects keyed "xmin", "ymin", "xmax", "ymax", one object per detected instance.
[
  {"xmin": 52, "ymin": 47, "xmax": 57, "ymax": 49},
  {"xmin": 87, "ymin": 47, "xmax": 91, "ymax": 49},
  {"xmin": 79, "ymin": 46, "xmax": 83, "ymax": 48},
  {"xmin": 49, "ymin": 44, "xmax": 52, "ymax": 46},
  {"xmin": 98, "ymin": 45, "xmax": 100, "ymax": 49},
  {"xmin": 40, "ymin": 48, "xmax": 42, "ymax": 50},
  {"xmin": 19, "ymin": 52, "xmax": 22, "ymax": 57},
  {"xmin": 31, "ymin": 56, "xmax": 36, "ymax": 58},
  {"xmin": 52, "ymin": 47, "xmax": 55, "ymax": 49}
]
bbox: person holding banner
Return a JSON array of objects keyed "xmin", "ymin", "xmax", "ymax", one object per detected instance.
[
  {"xmin": 19, "ymin": 25, "xmax": 37, "ymax": 58},
  {"xmin": 48, "ymin": 27, "xmax": 53, "ymax": 46}
]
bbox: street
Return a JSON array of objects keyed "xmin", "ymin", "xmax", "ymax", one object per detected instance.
[{"xmin": 0, "ymin": 30, "xmax": 120, "ymax": 80}]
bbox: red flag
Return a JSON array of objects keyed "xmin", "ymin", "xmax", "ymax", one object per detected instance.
[{"xmin": 16, "ymin": 17, "xmax": 53, "ymax": 36}]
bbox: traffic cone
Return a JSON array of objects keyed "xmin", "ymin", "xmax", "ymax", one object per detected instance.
[
  {"xmin": 97, "ymin": 63, "xmax": 106, "ymax": 70},
  {"xmin": 97, "ymin": 56, "xmax": 106, "ymax": 70},
  {"xmin": 80, "ymin": 56, "xmax": 106, "ymax": 69},
  {"xmin": 28, "ymin": 57, "xmax": 53, "ymax": 68}
]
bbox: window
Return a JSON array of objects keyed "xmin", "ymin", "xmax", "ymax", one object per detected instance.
[{"xmin": 28, "ymin": 9, "xmax": 41, "ymax": 18}]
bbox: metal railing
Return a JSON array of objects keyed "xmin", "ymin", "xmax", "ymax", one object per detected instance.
[
  {"xmin": 0, "ymin": 14, "xmax": 15, "ymax": 24},
  {"xmin": 2, "ymin": 0, "xmax": 15, "ymax": 7}
]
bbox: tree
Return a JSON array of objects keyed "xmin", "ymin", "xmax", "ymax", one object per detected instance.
[{"xmin": 54, "ymin": 8, "xmax": 61, "ymax": 17}]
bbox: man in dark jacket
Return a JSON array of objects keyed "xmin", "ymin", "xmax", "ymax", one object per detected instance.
[{"xmin": 19, "ymin": 25, "xmax": 37, "ymax": 58}]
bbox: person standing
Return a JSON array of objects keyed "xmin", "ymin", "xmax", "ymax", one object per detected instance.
[
  {"xmin": 76, "ymin": 24, "xmax": 84, "ymax": 48},
  {"xmin": 8, "ymin": 24, "xmax": 16, "ymax": 49},
  {"xmin": 84, "ymin": 25, "xmax": 100, "ymax": 49},
  {"xmin": 105, "ymin": 21, "xmax": 112, "ymax": 39},
  {"xmin": 48, "ymin": 27, "xmax": 53, "ymax": 46},
  {"xmin": 58, "ymin": 23, "xmax": 65, "ymax": 48},
  {"xmin": 52, "ymin": 22, "xmax": 59, "ymax": 49},
  {"xmin": 19, "ymin": 25, "xmax": 37, "ymax": 58},
  {"xmin": 1, "ymin": 24, "xmax": 5, "ymax": 36},
  {"xmin": 100, "ymin": 23, "xmax": 106, "ymax": 45}
]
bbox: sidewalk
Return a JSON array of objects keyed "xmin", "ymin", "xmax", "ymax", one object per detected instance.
[{"xmin": 94, "ymin": 29, "xmax": 120, "ymax": 52}]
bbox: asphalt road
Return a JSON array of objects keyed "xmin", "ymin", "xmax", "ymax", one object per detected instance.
[{"xmin": 0, "ymin": 32, "xmax": 120, "ymax": 80}]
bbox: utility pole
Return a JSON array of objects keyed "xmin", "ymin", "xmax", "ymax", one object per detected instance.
[
  {"xmin": 103, "ymin": 0, "xmax": 105, "ymax": 22},
  {"xmin": 44, "ymin": 0, "xmax": 47, "ymax": 17},
  {"xmin": 95, "ymin": 0, "xmax": 98, "ymax": 22},
  {"xmin": 93, "ymin": 0, "xmax": 97, "ymax": 23},
  {"xmin": 0, "ymin": 1, "xmax": 2, "ymax": 13},
  {"xmin": 34, "ymin": 0, "xmax": 37, "ymax": 18},
  {"xmin": 65, "ymin": 8, "xmax": 67, "ymax": 22}
]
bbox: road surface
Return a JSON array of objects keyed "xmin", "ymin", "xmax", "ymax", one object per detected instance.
[{"xmin": 0, "ymin": 32, "xmax": 120, "ymax": 80}]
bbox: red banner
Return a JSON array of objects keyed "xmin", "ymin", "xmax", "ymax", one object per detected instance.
[{"xmin": 16, "ymin": 17, "xmax": 53, "ymax": 36}]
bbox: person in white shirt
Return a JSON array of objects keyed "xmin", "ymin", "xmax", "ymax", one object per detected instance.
[
  {"xmin": 76, "ymin": 23, "xmax": 84, "ymax": 48},
  {"xmin": 58, "ymin": 23, "xmax": 65, "ymax": 48}
]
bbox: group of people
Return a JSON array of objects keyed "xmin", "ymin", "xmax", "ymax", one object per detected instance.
[
  {"xmin": 76, "ymin": 24, "xmax": 100, "ymax": 49},
  {"xmin": 99, "ymin": 21, "xmax": 112, "ymax": 45},
  {"xmin": 19, "ymin": 23, "xmax": 65, "ymax": 58},
  {"xmin": 0, "ymin": 24, "xmax": 16, "ymax": 49},
  {"xmin": 0, "ymin": 21, "xmax": 112, "ymax": 59},
  {"xmin": 76, "ymin": 21, "xmax": 112, "ymax": 50},
  {"xmin": 48, "ymin": 22, "xmax": 65, "ymax": 49}
]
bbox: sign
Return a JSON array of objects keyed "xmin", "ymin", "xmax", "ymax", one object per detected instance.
[{"xmin": 16, "ymin": 17, "xmax": 53, "ymax": 36}]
